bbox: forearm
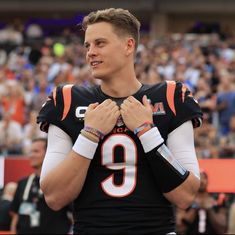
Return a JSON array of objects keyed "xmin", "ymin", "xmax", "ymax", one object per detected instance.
[
  {"xmin": 144, "ymin": 140, "xmax": 200, "ymax": 209},
  {"xmin": 41, "ymin": 150, "xmax": 91, "ymax": 211},
  {"xmin": 164, "ymin": 172, "xmax": 200, "ymax": 209},
  {"xmin": 40, "ymin": 124, "xmax": 97, "ymax": 210},
  {"xmin": 10, "ymin": 213, "xmax": 18, "ymax": 234},
  {"xmin": 138, "ymin": 121, "xmax": 200, "ymax": 209}
]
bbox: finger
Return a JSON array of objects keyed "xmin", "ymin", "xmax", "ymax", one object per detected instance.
[
  {"xmin": 142, "ymin": 95, "xmax": 151, "ymax": 107},
  {"xmin": 111, "ymin": 104, "xmax": 120, "ymax": 112},
  {"xmin": 127, "ymin": 96, "xmax": 140, "ymax": 104},
  {"xmin": 120, "ymin": 102, "xmax": 127, "ymax": 111},
  {"xmin": 87, "ymin": 102, "xmax": 99, "ymax": 111},
  {"xmin": 98, "ymin": 99, "xmax": 116, "ymax": 110},
  {"xmin": 100, "ymin": 99, "xmax": 113, "ymax": 106},
  {"xmin": 120, "ymin": 109, "xmax": 126, "ymax": 117},
  {"xmin": 113, "ymin": 109, "xmax": 121, "ymax": 119}
]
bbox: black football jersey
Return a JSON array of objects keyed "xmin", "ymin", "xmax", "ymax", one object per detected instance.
[{"xmin": 37, "ymin": 81, "xmax": 203, "ymax": 235}]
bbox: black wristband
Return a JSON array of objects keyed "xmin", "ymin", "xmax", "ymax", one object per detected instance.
[{"xmin": 145, "ymin": 143, "xmax": 190, "ymax": 193}]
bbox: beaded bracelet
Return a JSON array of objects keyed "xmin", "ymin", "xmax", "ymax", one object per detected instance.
[
  {"xmin": 80, "ymin": 129, "xmax": 99, "ymax": 143},
  {"xmin": 83, "ymin": 126, "xmax": 105, "ymax": 140}
]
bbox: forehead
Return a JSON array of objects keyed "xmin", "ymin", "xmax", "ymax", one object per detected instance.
[{"xmin": 84, "ymin": 22, "xmax": 118, "ymax": 42}]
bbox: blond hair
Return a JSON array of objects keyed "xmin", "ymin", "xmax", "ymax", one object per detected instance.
[{"xmin": 82, "ymin": 8, "xmax": 141, "ymax": 51}]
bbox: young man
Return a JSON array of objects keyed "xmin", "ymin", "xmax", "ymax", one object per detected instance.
[
  {"xmin": 37, "ymin": 8, "xmax": 203, "ymax": 234},
  {"xmin": 10, "ymin": 138, "xmax": 72, "ymax": 234}
]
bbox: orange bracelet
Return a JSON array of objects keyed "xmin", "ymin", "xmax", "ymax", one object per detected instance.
[
  {"xmin": 137, "ymin": 126, "xmax": 153, "ymax": 137},
  {"xmin": 133, "ymin": 122, "xmax": 154, "ymax": 137}
]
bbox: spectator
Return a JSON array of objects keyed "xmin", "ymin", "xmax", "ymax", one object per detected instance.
[
  {"xmin": 1, "ymin": 80, "xmax": 26, "ymax": 126},
  {"xmin": 216, "ymin": 73, "xmax": 235, "ymax": 136},
  {"xmin": 22, "ymin": 110, "xmax": 47, "ymax": 155},
  {"xmin": 0, "ymin": 182, "xmax": 17, "ymax": 231},
  {"xmin": 0, "ymin": 111, "xmax": 23, "ymax": 155},
  {"xmin": 219, "ymin": 115, "xmax": 235, "ymax": 158},
  {"xmin": 194, "ymin": 113, "xmax": 219, "ymax": 159},
  {"xmin": 10, "ymin": 138, "xmax": 72, "ymax": 234},
  {"xmin": 30, "ymin": 72, "xmax": 52, "ymax": 112},
  {"xmin": 178, "ymin": 170, "xmax": 228, "ymax": 234}
]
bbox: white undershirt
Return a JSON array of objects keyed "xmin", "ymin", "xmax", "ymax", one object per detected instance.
[{"xmin": 40, "ymin": 120, "xmax": 200, "ymax": 182}]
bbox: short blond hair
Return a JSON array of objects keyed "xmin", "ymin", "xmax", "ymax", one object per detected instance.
[{"xmin": 82, "ymin": 8, "xmax": 141, "ymax": 50}]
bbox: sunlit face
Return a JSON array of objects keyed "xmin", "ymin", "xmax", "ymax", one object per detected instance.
[
  {"xmin": 30, "ymin": 140, "xmax": 46, "ymax": 169},
  {"xmin": 84, "ymin": 22, "xmax": 133, "ymax": 80}
]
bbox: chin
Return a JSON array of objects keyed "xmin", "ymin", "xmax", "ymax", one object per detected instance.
[
  {"xmin": 92, "ymin": 70, "xmax": 109, "ymax": 80},
  {"xmin": 92, "ymin": 71, "xmax": 102, "ymax": 79}
]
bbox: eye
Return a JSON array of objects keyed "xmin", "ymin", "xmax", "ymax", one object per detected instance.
[
  {"xmin": 96, "ymin": 41, "xmax": 105, "ymax": 47},
  {"xmin": 84, "ymin": 43, "xmax": 90, "ymax": 51}
]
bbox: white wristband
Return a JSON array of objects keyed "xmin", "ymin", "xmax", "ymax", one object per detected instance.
[
  {"xmin": 72, "ymin": 134, "xmax": 98, "ymax": 160},
  {"xmin": 139, "ymin": 127, "xmax": 164, "ymax": 153}
]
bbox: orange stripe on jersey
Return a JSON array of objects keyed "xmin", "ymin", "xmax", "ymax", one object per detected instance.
[
  {"xmin": 52, "ymin": 88, "xmax": 57, "ymax": 106},
  {"xmin": 181, "ymin": 84, "xmax": 187, "ymax": 103},
  {"xmin": 166, "ymin": 81, "xmax": 176, "ymax": 116},
  {"xmin": 61, "ymin": 84, "xmax": 73, "ymax": 121}
]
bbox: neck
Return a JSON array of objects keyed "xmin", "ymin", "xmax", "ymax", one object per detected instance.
[
  {"xmin": 34, "ymin": 167, "xmax": 42, "ymax": 177},
  {"xmin": 100, "ymin": 70, "xmax": 142, "ymax": 98}
]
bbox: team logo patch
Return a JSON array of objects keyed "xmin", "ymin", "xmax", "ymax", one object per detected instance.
[
  {"xmin": 75, "ymin": 106, "xmax": 88, "ymax": 121},
  {"xmin": 116, "ymin": 115, "xmax": 125, "ymax": 127},
  {"xmin": 152, "ymin": 102, "xmax": 166, "ymax": 115}
]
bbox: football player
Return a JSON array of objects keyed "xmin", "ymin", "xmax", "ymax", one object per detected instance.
[{"xmin": 38, "ymin": 8, "xmax": 203, "ymax": 234}]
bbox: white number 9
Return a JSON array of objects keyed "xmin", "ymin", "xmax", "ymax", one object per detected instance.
[{"xmin": 101, "ymin": 134, "xmax": 137, "ymax": 197}]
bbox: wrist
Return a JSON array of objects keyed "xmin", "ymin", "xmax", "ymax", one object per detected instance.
[
  {"xmin": 138, "ymin": 127, "xmax": 164, "ymax": 153},
  {"xmin": 72, "ymin": 134, "xmax": 98, "ymax": 160},
  {"xmin": 81, "ymin": 129, "xmax": 99, "ymax": 143},
  {"xmin": 84, "ymin": 126, "xmax": 105, "ymax": 140},
  {"xmin": 133, "ymin": 122, "xmax": 154, "ymax": 137}
]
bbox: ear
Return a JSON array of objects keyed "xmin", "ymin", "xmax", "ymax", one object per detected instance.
[{"xmin": 125, "ymin": 38, "xmax": 135, "ymax": 56}]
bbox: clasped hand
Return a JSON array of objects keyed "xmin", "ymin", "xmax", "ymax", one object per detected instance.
[{"xmin": 84, "ymin": 95, "xmax": 153, "ymax": 135}]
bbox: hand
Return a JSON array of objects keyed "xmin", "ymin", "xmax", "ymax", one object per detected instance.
[
  {"xmin": 84, "ymin": 99, "xmax": 120, "ymax": 135},
  {"xmin": 120, "ymin": 95, "xmax": 153, "ymax": 132}
]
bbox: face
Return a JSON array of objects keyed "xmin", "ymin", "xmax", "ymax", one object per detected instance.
[
  {"xmin": 30, "ymin": 140, "xmax": 46, "ymax": 169},
  {"xmin": 84, "ymin": 22, "xmax": 134, "ymax": 80}
]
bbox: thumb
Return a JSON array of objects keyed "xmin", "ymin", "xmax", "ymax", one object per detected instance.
[{"xmin": 142, "ymin": 95, "xmax": 150, "ymax": 107}]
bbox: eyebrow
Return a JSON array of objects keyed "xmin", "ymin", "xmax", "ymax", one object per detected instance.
[{"xmin": 84, "ymin": 38, "xmax": 107, "ymax": 47}]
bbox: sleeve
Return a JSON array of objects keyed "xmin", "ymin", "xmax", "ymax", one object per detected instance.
[
  {"xmin": 167, "ymin": 121, "xmax": 200, "ymax": 178},
  {"xmin": 166, "ymin": 81, "xmax": 203, "ymax": 132},
  {"xmin": 37, "ymin": 84, "xmax": 74, "ymax": 133},
  {"xmin": 40, "ymin": 124, "xmax": 73, "ymax": 182}
]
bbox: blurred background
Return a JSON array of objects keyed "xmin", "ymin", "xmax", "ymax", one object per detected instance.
[{"xmin": 0, "ymin": 0, "xmax": 235, "ymax": 234}]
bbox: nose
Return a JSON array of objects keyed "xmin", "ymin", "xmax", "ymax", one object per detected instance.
[{"xmin": 87, "ymin": 44, "xmax": 97, "ymax": 58}]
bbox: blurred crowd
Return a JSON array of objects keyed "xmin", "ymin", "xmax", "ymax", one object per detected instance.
[
  {"xmin": 0, "ymin": 19, "xmax": 235, "ymax": 234},
  {"xmin": 0, "ymin": 21, "xmax": 235, "ymax": 158}
]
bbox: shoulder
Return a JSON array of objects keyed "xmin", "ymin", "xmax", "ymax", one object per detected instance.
[
  {"xmin": 14, "ymin": 176, "xmax": 30, "ymax": 193},
  {"xmin": 147, "ymin": 81, "xmax": 202, "ymax": 133},
  {"xmin": 37, "ymin": 84, "xmax": 91, "ymax": 132}
]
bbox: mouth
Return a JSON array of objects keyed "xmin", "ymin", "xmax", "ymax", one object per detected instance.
[{"xmin": 90, "ymin": 61, "xmax": 102, "ymax": 68}]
